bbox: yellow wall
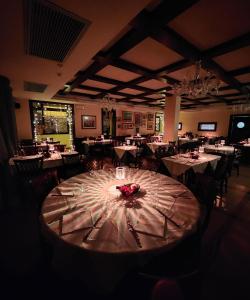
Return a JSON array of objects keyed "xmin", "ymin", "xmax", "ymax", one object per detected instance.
[
  {"xmin": 179, "ymin": 108, "xmax": 237, "ymax": 137},
  {"xmin": 15, "ymin": 98, "xmax": 243, "ymax": 141},
  {"xmin": 15, "ymin": 99, "xmax": 158, "ymax": 141}
]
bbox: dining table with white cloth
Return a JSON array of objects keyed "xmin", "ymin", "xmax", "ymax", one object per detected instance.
[
  {"xmin": 147, "ymin": 142, "xmax": 169, "ymax": 153},
  {"xmin": 162, "ymin": 153, "xmax": 221, "ymax": 177},
  {"xmin": 9, "ymin": 151, "xmax": 79, "ymax": 169},
  {"xmin": 178, "ymin": 138, "xmax": 198, "ymax": 145},
  {"xmin": 41, "ymin": 168, "xmax": 200, "ymax": 293},
  {"xmin": 125, "ymin": 136, "xmax": 146, "ymax": 142},
  {"xmin": 204, "ymin": 145, "xmax": 235, "ymax": 155},
  {"xmin": 114, "ymin": 145, "xmax": 138, "ymax": 159},
  {"xmin": 82, "ymin": 139, "xmax": 113, "ymax": 145}
]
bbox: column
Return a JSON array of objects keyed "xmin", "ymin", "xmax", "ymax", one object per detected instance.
[{"xmin": 163, "ymin": 95, "xmax": 181, "ymax": 143}]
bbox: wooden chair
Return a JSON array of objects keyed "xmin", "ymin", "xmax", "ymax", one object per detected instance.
[
  {"xmin": 21, "ymin": 145, "xmax": 38, "ymax": 156},
  {"xmin": 14, "ymin": 156, "xmax": 57, "ymax": 209},
  {"xmin": 60, "ymin": 153, "xmax": 83, "ymax": 180},
  {"xmin": 53, "ymin": 144, "xmax": 66, "ymax": 152}
]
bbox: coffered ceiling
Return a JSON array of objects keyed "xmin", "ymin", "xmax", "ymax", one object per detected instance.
[{"xmin": 0, "ymin": 0, "xmax": 249, "ymax": 110}]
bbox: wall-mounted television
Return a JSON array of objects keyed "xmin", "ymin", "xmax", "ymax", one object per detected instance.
[{"xmin": 198, "ymin": 122, "xmax": 217, "ymax": 131}]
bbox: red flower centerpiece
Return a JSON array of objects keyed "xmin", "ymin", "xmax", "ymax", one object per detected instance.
[{"xmin": 116, "ymin": 183, "xmax": 140, "ymax": 197}]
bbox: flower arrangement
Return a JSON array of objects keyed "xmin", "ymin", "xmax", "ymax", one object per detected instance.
[{"xmin": 116, "ymin": 183, "xmax": 140, "ymax": 197}]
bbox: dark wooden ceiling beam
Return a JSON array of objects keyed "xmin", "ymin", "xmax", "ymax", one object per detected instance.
[
  {"xmin": 84, "ymin": 73, "xmax": 155, "ymax": 93},
  {"xmin": 228, "ymin": 66, "xmax": 250, "ymax": 77},
  {"xmin": 203, "ymin": 33, "xmax": 250, "ymax": 59},
  {"xmin": 151, "ymin": 26, "xmax": 249, "ymax": 95},
  {"xmin": 64, "ymin": 0, "xmax": 198, "ymax": 93},
  {"xmin": 156, "ymin": 59, "xmax": 192, "ymax": 75}
]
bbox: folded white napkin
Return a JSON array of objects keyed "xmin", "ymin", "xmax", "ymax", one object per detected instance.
[{"xmin": 134, "ymin": 213, "xmax": 165, "ymax": 237}]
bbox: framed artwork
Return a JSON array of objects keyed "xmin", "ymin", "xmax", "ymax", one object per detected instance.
[
  {"xmin": 155, "ymin": 116, "xmax": 161, "ymax": 131},
  {"xmin": 198, "ymin": 122, "xmax": 217, "ymax": 131},
  {"xmin": 147, "ymin": 122, "xmax": 154, "ymax": 130},
  {"xmin": 81, "ymin": 115, "xmax": 96, "ymax": 129},
  {"xmin": 147, "ymin": 113, "xmax": 154, "ymax": 121},
  {"xmin": 122, "ymin": 111, "xmax": 133, "ymax": 122},
  {"xmin": 123, "ymin": 123, "xmax": 134, "ymax": 129},
  {"xmin": 134, "ymin": 112, "xmax": 141, "ymax": 127}
]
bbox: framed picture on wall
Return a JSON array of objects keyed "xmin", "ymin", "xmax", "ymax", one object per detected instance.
[
  {"xmin": 147, "ymin": 122, "xmax": 154, "ymax": 130},
  {"xmin": 134, "ymin": 112, "xmax": 141, "ymax": 126},
  {"xmin": 81, "ymin": 115, "xmax": 96, "ymax": 129},
  {"xmin": 155, "ymin": 116, "xmax": 160, "ymax": 131},
  {"xmin": 123, "ymin": 123, "xmax": 134, "ymax": 129},
  {"xmin": 122, "ymin": 111, "xmax": 133, "ymax": 122},
  {"xmin": 147, "ymin": 113, "xmax": 154, "ymax": 121}
]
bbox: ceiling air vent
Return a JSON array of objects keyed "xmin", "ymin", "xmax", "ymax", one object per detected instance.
[
  {"xmin": 24, "ymin": 81, "xmax": 48, "ymax": 93},
  {"xmin": 24, "ymin": 0, "xmax": 90, "ymax": 62}
]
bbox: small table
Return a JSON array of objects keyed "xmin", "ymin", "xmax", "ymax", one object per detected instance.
[
  {"xmin": 147, "ymin": 142, "xmax": 169, "ymax": 153},
  {"xmin": 9, "ymin": 151, "xmax": 79, "ymax": 169},
  {"xmin": 82, "ymin": 139, "xmax": 113, "ymax": 145},
  {"xmin": 114, "ymin": 145, "xmax": 138, "ymax": 159},
  {"xmin": 204, "ymin": 145, "xmax": 235, "ymax": 155},
  {"xmin": 178, "ymin": 138, "xmax": 198, "ymax": 145},
  {"xmin": 162, "ymin": 153, "xmax": 221, "ymax": 178}
]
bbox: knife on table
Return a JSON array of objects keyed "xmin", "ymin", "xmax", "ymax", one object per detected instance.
[
  {"xmin": 82, "ymin": 213, "xmax": 103, "ymax": 241},
  {"xmin": 126, "ymin": 214, "xmax": 142, "ymax": 248}
]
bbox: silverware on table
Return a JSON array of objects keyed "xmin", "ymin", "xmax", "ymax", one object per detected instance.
[
  {"xmin": 82, "ymin": 214, "xmax": 103, "ymax": 241},
  {"xmin": 126, "ymin": 214, "xmax": 142, "ymax": 248}
]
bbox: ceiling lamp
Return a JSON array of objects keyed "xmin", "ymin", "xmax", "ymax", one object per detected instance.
[
  {"xmin": 172, "ymin": 61, "xmax": 223, "ymax": 98},
  {"xmin": 101, "ymin": 93, "xmax": 116, "ymax": 110}
]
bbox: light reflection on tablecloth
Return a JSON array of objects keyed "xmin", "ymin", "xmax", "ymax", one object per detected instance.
[{"xmin": 42, "ymin": 168, "xmax": 200, "ymax": 254}]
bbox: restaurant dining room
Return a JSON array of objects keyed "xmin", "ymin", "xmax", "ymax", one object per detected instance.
[{"xmin": 1, "ymin": 0, "xmax": 250, "ymax": 299}]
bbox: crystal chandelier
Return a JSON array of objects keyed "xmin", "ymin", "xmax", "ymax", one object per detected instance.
[
  {"xmin": 172, "ymin": 61, "xmax": 223, "ymax": 98},
  {"xmin": 101, "ymin": 93, "xmax": 116, "ymax": 110}
]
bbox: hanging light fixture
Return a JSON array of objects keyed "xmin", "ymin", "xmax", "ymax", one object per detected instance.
[
  {"xmin": 172, "ymin": 61, "xmax": 223, "ymax": 98},
  {"xmin": 101, "ymin": 93, "xmax": 116, "ymax": 110}
]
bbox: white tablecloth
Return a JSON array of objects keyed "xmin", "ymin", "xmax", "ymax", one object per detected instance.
[
  {"xmin": 204, "ymin": 145, "xmax": 234, "ymax": 155},
  {"xmin": 162, "ymin": 153, "xmax": 221, "ymax": 177},
  {"xmin": 114, "ymin": 146, "xmax": 137, "ymax": 159},
  {"xmin": 82, "ymin": 139, "xmax": 112, "ymax": 145},
  {"xmin": 178, "ymin": 138, "xmax": 198, "ymax": 145},
  {"xmin": 41, "ymin": 169, "xmax": 200, "ymax": 292},
  {"xmin": 125, "ymin": 137, "xmax": 146, "ymax": 141},
  {"xmin": 147, "ymin": 142, "xmax": 169, "ymax": 153},
  {"xmin": 9, "ymin": 151, "xmax": 79, "ymax": 169}
]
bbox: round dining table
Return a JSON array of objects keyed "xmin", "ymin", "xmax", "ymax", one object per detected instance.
[{"xmin": 41, "ymin": 168, "xmax": 200, "ymax": 292}]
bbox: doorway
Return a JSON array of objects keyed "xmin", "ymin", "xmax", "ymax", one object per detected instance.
[{"xmin": 228, "ymin": 114, "xmax": 250, "ymax": 143}]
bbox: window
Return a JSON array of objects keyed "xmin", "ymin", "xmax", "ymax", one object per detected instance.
[{"xmin": 198, "ymin": 122, "xmax": 217, "ymax": 131}]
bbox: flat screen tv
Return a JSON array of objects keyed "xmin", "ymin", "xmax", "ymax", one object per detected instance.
[{"xmin": 198, "ymin": 122, "xmax": 217, "ymax": 131}]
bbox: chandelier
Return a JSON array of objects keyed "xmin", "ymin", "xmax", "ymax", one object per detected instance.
[
  {"xmin": 172, "ymin": 61, "xmax": 223, "ymax": 98},
  {"xmin": 101, "ymin": 93, "xmax": 116, "ymax": 110}
]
